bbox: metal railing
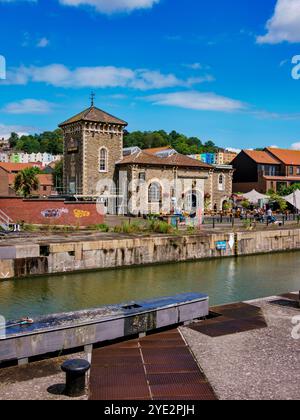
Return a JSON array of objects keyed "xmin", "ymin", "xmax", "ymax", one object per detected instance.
[{"xmin": 0, "ymin": 209, "xmax": 13, "ymax": 231}]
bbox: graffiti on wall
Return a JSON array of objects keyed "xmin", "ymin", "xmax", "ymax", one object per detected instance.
[
  {"xmin": 73, "ymin": 209, "xmax": 91, "ymax": 219},
  {"xmin": 41, "ymin": 208, "xmax": 69, "ymax": 219}
]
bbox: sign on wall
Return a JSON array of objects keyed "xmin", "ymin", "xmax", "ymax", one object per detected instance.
[{"xmin": 216, "ymin": 241, "xmax": 227, "ymax": 251}]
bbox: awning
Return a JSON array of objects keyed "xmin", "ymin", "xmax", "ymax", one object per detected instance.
[
  {"xmin": 284, "ymin": 190, "xmax": 300, "ymax": 211},
  {"xmin": 243, "ymin": 190, "xmax": 269, "ymax": 204}
]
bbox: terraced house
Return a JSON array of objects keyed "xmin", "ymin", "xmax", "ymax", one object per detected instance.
[{"xmin": 60, "ymin": 103, "xmax": 233, "ymax": 215}]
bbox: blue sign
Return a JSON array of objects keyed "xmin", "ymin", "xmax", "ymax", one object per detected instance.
[{"xmin": 216, "ymin": 241, "xmax": 227, "ymax": 251}]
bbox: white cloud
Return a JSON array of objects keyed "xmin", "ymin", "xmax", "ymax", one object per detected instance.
[
  {"xmin": 37, "ymin": 37, "xmax": 50, "ymax": 48},
  {"xmin": 2, "ymin": 99, "xmax": 54, "ymax": 114},
  {"xmin": 291, "ymin": 142, "xmax": 300, "ymax": 150},
  {"xmin": 59, "ymin": 0, "xmax": 160, "ymax": 14},
  {"xmin": 226, "ymin": 147, "xmax": 241, "ymax": 154},
  {"xmin": 257, "ymin": 0, "xmax": 300, "ymax": 44},
  {"xmin": 144, "ymin": 91, "xmax": 247, "ymax": 112},
  {"xmin": 2, "ymin": 64, "xmax": 214, "ymax": 90},
  {"xmin": 269, "ymin": 144, "xmax": 279, "ymax": 148},
  {"xmin": 0, "ymin": 0, "xmax": 159, "ymax": 14},
  {"xmin": 0, "ymin": 123, "xmax": 34, "ymax": 140}
]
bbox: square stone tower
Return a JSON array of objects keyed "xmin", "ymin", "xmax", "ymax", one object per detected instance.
[{"xmin": 59, "ymin": 105, "xmax": 128, "ymax": 195}]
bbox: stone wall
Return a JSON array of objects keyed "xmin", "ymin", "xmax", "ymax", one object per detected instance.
[{"xmin": 2, "ymin": 227, "xmax": 300, "ymax": 280}]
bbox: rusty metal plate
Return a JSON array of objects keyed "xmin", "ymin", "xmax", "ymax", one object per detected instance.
[
  {"xmin": 189, "ymin": 318, "xmax": 266, "ymax": 337},
  {"xmin": 90, "ymin": 384, "xmax": 150, "ymax": 400},
  {"xmin": 147, "ymin": 372, "xmax": 206, "ymax": 386},
  {"xmin": 150, "ymin": 382, "xmax": 216, "ymax": 399},
  {"xmin": 145, "ymin": 359, "xmax": 199, "ymax": 374}
]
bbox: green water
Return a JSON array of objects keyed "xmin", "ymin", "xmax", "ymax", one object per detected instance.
[{"xmin": 0, "ymin": 252, "xmax": 300, "ymax": 320}]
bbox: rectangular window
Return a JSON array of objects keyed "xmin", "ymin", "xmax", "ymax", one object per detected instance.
[
  {"xmin": 289, "ymin": 166, "xmax": 294, "ymax": 175},
  {"xmin": 139, "ymin": 172, "xmax": 146, "ymax": 181},
  {"xmin": 297, "ymin": 167, "xmax": 300, "ymax": 175}
]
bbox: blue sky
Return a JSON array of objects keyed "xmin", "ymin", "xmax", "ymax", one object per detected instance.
[{"xmin": 1, "ymin": 0, "xmax": 300, "ymax": 150}]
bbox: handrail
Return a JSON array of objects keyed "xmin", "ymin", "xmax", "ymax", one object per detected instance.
[{"xmin": 0, "ymin": 208, "xmax": 13, "ymax": 224}]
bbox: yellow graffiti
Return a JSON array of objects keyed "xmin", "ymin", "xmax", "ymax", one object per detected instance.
[{"xmin": 74, "ymin": 209, "xmax": 91, "ymax": 218}]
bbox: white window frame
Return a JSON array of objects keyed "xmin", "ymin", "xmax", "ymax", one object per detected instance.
[
  {"xmin": 148, "ymin": 182, "xmax": 162, "ymax": 203},
  {"xmin": 99, "ymin": 147, "xmax": 108, "ymax": 173},
  {"xmin": 218, "ymin": 174, "xmax": 225, "ymax": 191}
]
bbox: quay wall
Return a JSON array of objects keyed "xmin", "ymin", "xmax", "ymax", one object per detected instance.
[{"xmin": 1, "ymin": 228, "xmax": 300, "ymax": 279}]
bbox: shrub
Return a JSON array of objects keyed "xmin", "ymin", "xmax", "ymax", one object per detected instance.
[
  {"xmin": 114, "ymin": 222, "xmax": 144, "ymax": 234},
  {"xmin": 147, "ymin": 220, "xmax": 174, "ymax": 234},
  {"xmin": 89, "ymin": 224, "xmax": 110, "ymax": 232}
]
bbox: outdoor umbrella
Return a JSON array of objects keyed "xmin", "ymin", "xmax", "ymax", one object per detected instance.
[
  {"xmin": 243, "ymin": 190, "xmax": 268, "ymax": 204},
  {"xmin": 284, "ymin": 190, "xmax": 300, "ymax": 212}
]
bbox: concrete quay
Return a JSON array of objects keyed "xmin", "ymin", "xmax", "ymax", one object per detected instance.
[
  {"xmin": 0, "ymin": 292, "xmax": 299, "ymax": 400},
  {"xmin": 1, "ymin": 226, "xmax": 300, "ymax": 279}
]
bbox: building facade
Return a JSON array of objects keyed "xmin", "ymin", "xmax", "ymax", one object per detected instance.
[
  {"xmin": 0, "ymin": 163, "xmax": 54, "ymax": 197},
  {"xmin": 60, "ymin": 104, "xmax": 233, "ymax": 215},
  {"xmin": 232, "ymin": 148, "xmax": 300, "ymax": 193}
]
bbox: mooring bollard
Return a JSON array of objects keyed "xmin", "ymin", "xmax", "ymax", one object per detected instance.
[{"xmin": 61, "ymin": 359, "xmax": 91, "ymax": 398}]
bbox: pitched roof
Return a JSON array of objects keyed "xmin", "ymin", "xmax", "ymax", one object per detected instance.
[
  {"xmin": 243, "ymin": 150, "xmax": 280, "ymax": 165},
  {"xmin": 8, "ymin": 173, "xmax": 53, "ymax": 186},
  {"xmin": 117, "ymin": 150, "xmax": 212, "ymax": 169},
  {"xmin": 59, "ymin": 106, "xmax": 128, "ymax": 127},
  {"xmin": 265, "ymin": 148, "xmax": 300, "ymax": 165},
  {"xmin": 0, "ymin": 163, "xmax": 39, "ymax": 173},
  {"xmin": 146, "ymin": 146, "xmax": 173, "ymax": 154}
]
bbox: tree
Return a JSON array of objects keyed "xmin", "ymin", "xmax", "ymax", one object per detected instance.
[
  {"xmin": 278, "ymin": 183, "xmax": 300, "ymax": 197},
  {"xmin": 8, "ymin": 132, "xmax": 19, "ymax": 149},
  {"xmin": 14, "ymin": 167, "xmax": 41, "ymax": 198}
]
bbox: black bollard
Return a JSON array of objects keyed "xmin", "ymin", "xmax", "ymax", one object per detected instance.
[{"xmin": 61, "ymin": 359, "xmax": 91, "ymax": 398}]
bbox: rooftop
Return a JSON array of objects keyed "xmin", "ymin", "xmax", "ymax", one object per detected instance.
[
  {"xmin": 266, "ymin": 147, "xmax": 300, "ymax": 166},
  {"xmin": 0, "ymin": 163, "xmax": 40, "ymax": 173},
  {"xmin": 243, "ymin": 150, "xmax": 281, "ymax": 165},
  {"xmin": 118, "ymin": 149, "xmax": 213, "ymax": 169},
  {"xmin": 59, "ymin": 106, "xmax": 128, "ymax": 127}
]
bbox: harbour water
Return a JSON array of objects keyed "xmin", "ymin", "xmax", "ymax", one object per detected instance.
[{"xmin": 0, "ymin": 251, "xmax": 299, "ymax": 320}]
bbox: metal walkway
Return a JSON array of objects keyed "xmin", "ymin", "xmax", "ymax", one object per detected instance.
[{"xmin": 89, "ymin": 329, "xmax": 217, "ymax": 400}]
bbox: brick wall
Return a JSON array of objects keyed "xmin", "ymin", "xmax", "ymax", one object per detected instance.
[{"xmin": 0, "ymin": 198, "xmax": 104, "ymax": 227}]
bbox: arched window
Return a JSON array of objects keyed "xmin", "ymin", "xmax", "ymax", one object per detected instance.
[
  {"xmin": 218, "ymin": 174, "xmax": 225, "ymax": 191},
  {"xmin": 148, "ymin": 182, "xmax": 162, "ymax": 203},
  {"xmin": 99, "ymin": 148, "xmax": 108, "ymax": 172}
]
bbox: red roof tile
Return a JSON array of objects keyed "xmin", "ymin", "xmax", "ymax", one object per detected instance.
[
  {"xmin": 243, "ymin": 150, "xmax": 280, "ymax": 165},
  {"xmin": 0, "ymin": 163, "xmax": 40, "ymax": 173},
  {"xmin": 266, "ymin": 148, "xmax": 300, "ymax": 165}
]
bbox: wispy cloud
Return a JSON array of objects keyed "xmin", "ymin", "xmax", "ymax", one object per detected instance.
[
  {"xmin": 36, "ymin": 37, "xmax": 50, "ymax": 48},
  {"xmin": 0, "ymin": 0, "xmax": 160, "ymax": 14},
  {"xmin": 2, "ymin": 64, "xmax": 214, "ymax": 90},
  {"xmin": 60, "ymin": 0, "xmax": 160, "ymax": 14},
  {"xmin": 0, "ymin": 123, "xmax": 36, "ymax": 140},
  {"xmin": 257, "ymin": 0, "xmax": 300, "ymax": 44},
  {"xmin": 143, "ymin": 91, "xmax": 247, "ymax": 112},
  {"xmin": 2, "ymin": 99, "xmax": 55, "ymax": 114}
]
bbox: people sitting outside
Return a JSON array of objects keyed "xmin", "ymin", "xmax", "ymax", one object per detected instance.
[{"xmin": 266, "ymin": 208, "xmax": 277, "ymax": 224}]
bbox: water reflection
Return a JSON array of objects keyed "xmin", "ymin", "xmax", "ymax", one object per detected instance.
[{"xmin": 0, "ymin": 252, "xmax": 300, "ymax": 319}]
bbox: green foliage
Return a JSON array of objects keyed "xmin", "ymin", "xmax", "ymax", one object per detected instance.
[
  {"xmin": 278, "ymin": 183, "xmax": 300, "ymax": 197},
  {"xmin": 114, "ymin": 222, "xmax": 144, "ymax": 234},
  {"xmin": 268, "ymin": 193, "xmax": 288, "ymax": 212},
  {"xmin": 89, "ymin": 224, "xmax": 110, "ymax": 232},
  {"xmin": 241, "ymin": 200, "xmax": 251, "ymax": 209},
  {"xmin": 124, "ymin": 130, "xmax": 218, "ymax": 155},
  {"xmin": 14, "ymin": 167, "xmax": 41, "ymax": 198},
  {"xmin": 147, "ymin": 220, "xmax": 174, "ymax": 234},
  {"xmin": 9, "ymin": 129, "xmax": 63, "ymax": 154},
  {"xmin": 8, "ymin": 132, "xmax": 19, "ymax": 149}
]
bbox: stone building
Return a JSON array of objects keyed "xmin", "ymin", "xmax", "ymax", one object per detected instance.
[{"xmin": 60, "ymin": 103, "xmax": 233, "ymax": 215}]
